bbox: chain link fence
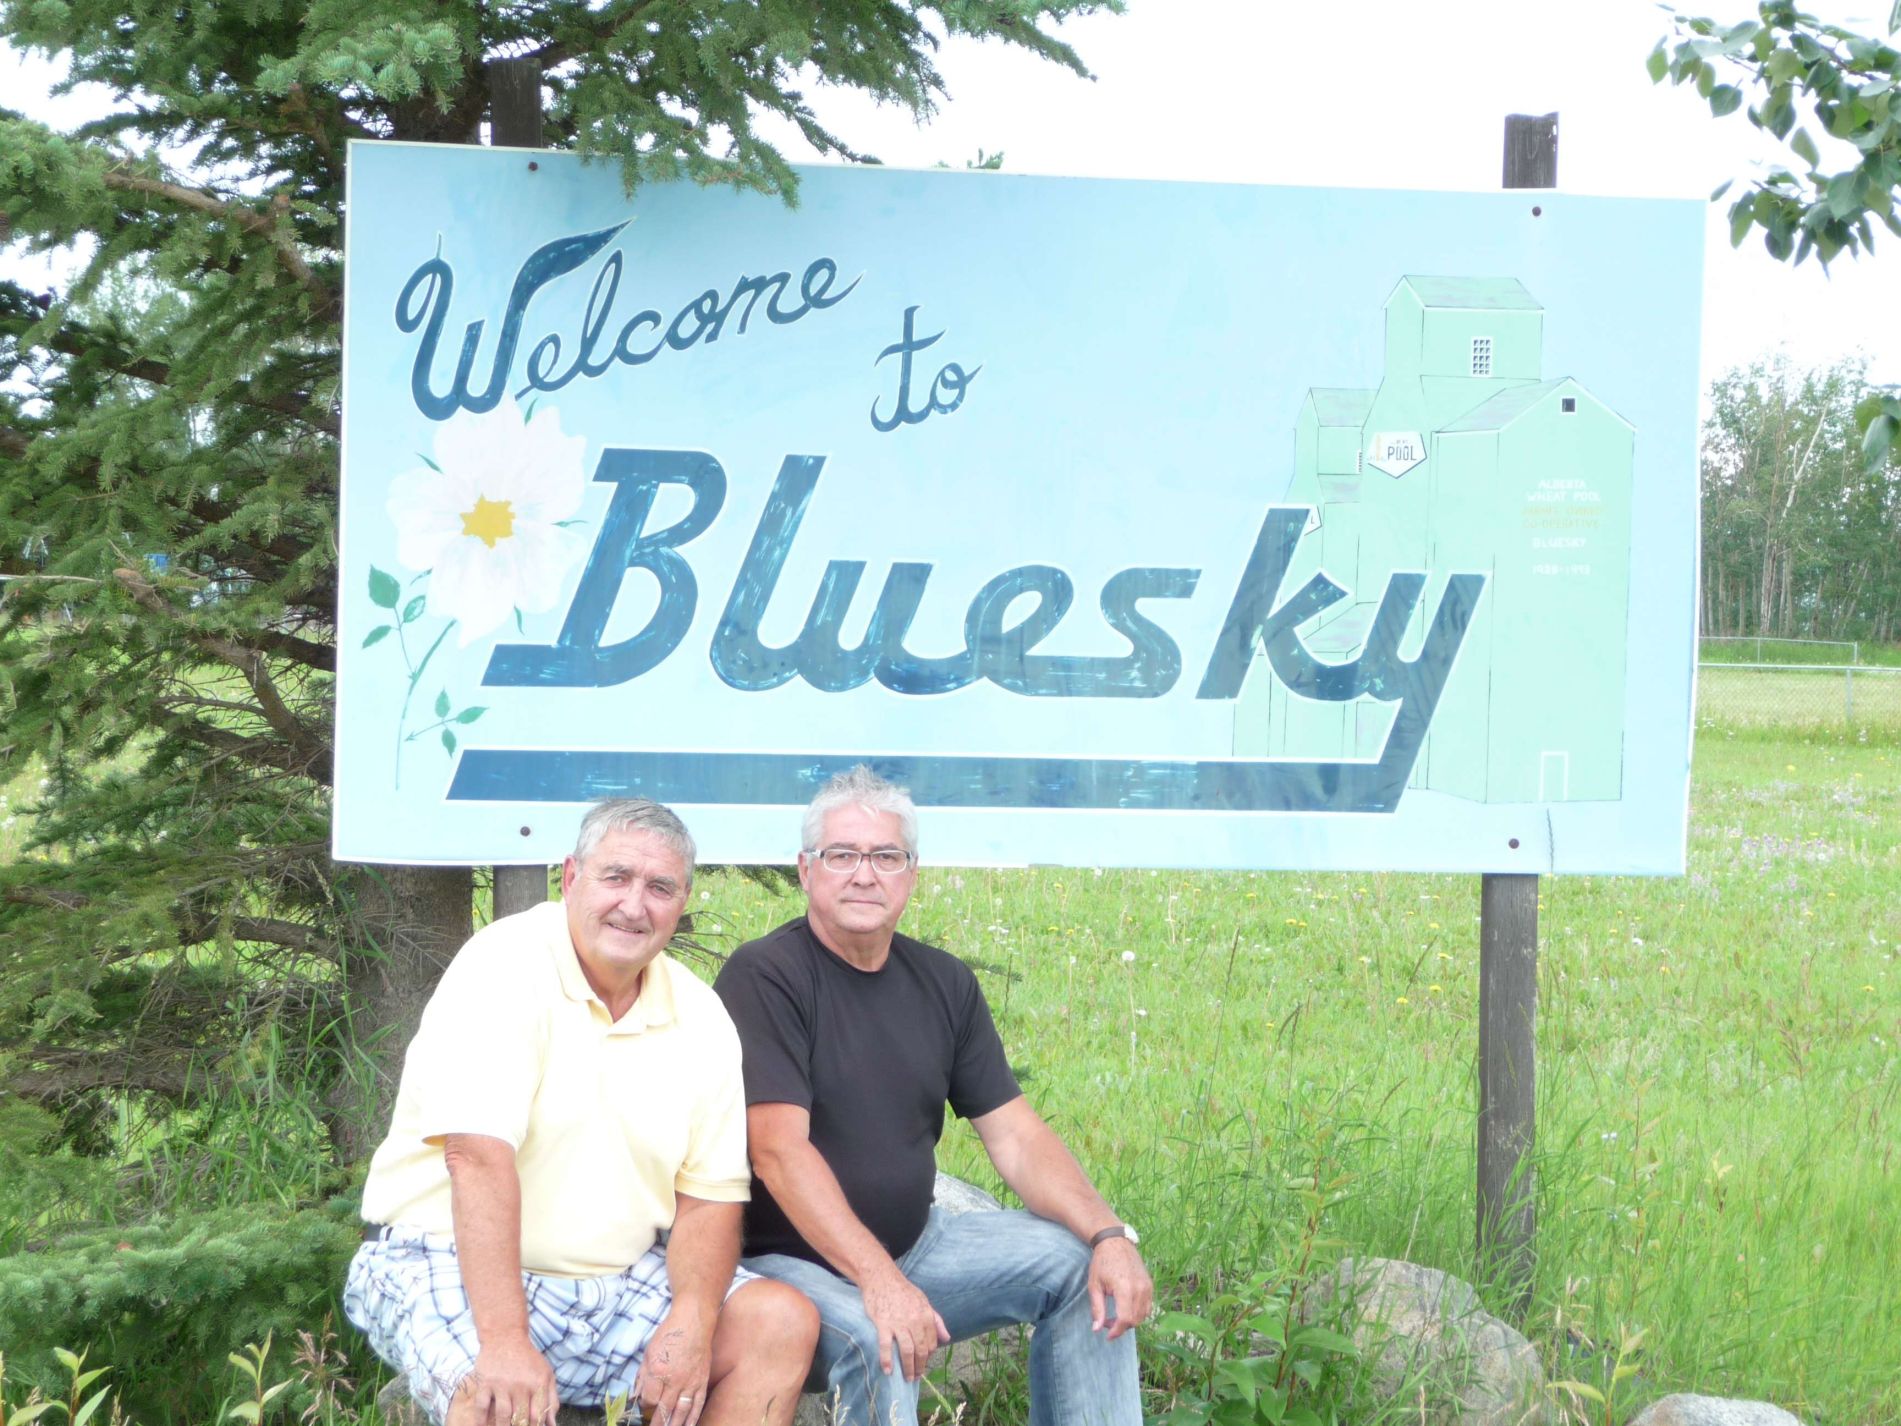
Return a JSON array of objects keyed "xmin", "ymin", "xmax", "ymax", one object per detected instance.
[{"xmin": 1696, "ymin": 660, "xmax": 1901, "ymax": 729}]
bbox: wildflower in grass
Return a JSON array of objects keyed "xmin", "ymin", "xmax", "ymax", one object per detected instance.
[
  {"xmin": 1396, "ymin": 996, "xmax": 1409, "ymax": 1005},
  {"xmin": 1121, "ymin": 950, "xmax": 1136, "ymax": 963},
  {"xmin": 1428, "ymin": 921, "xmax": 1440, "ymax": 930},
  {"xmin": 1436, "ymin": 951, "xmax": 1452, "ymax": 961},
  {"xmin": 1428, "ymin": 984, "xmax": 1442, "ymax": 994}
]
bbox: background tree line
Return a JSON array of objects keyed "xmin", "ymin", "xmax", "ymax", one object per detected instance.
[{"xmin": 1700, "ymin": 357, "xmax": 1901, "ymax": 643}]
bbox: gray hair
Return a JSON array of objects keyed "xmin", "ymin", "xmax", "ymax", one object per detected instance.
[
  {"xmin": 802, "ymin": 765, "xmax": 919, "ymax": 855},
  {"xmin": 573, "ymin": 798, "xmax": 696, "ymax": 886}
]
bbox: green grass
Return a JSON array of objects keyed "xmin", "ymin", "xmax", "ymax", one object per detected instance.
[
  {"xmin": 2, "ymin": 725, "xmax": 1895, "ymax": 1420},
  {"xmin": 690, "ymin": 725, "xmax": 1900, "ymax": 1422}
]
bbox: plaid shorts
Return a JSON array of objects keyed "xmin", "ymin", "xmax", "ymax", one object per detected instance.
[{"xmin": 343, "ymin": 1225, "xmax": 757, "ymax": 1423}]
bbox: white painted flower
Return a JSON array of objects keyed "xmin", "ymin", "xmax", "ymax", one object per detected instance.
[{"xmin": 386, "ymin": 398, "xmax": 589, "ymax": 646}]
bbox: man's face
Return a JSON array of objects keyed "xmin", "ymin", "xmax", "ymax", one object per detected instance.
[
  {"xmin": 561, "ymin": 827, "xmax": 690, "ymax": 989},
  {"xmin": 800, "ymin": 805, "xmax": 916, "ymax": 948}
]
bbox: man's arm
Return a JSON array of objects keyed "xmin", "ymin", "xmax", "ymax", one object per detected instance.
[
  {"xmin": 632, "ymin": 1194, "xmax": 740, "ymax": 1426},
  {"xmin": 443, "ymin": 1133, "xmax": 560, "ymax": 1425},
  {"xmin": 747, "ymin": 1102, "xmax": 949, "ymax": 1381},
  {"xmin": 968, "ymin": 1096, "xmax": 1154, "ymax": 1340}
]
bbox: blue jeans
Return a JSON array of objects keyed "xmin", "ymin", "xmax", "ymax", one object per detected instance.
[{"xmin": 742, "ymin": 1208, "xmax": 1140, "ymax": 1426}]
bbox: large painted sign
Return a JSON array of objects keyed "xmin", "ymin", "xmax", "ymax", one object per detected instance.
[{"xmin": 337, "ymin": 142, "xmax": 1703, "ymax": 873}]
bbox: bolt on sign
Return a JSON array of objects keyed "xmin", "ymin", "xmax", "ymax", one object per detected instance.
[{"xmin": 336, "ymin": 145, "xmax": 1703, "ymax": 873}]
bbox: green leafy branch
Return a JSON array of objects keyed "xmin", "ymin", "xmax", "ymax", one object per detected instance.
[
  {"xmin": 1653, "ymin": 5, "xmax": 1901, "ymax": 470},
  {"xmin": 1652, "ymin": 3, "xmax": 1901, "ymax": 271}
]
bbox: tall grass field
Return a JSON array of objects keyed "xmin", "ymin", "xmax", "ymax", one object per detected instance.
[{"xmin": 1, "ymin": 721, "xmax": 1895, "ymax": 1422}]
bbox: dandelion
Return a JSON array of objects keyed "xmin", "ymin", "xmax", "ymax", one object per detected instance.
[
  {"xmin": 1428, "ymin": 921, "xmax": 1441, "ymax": 930},
  {"xmin": 1864, "ymin": 984, "xmax": 1876, "ymax": 993},
  {"xmin": 1396, "ymin": 996, "xmax": 1409, "ymax": 1005},
  {"xmin": 1436, "ymin": 951, "xmax": 1453, "ymax": 961},
  {"xmin": 1428, "ymin": 984, "xmax": 1442, "ymax": 994},
  {"xmin": 1134, "ymin": 1009, "xmax": 1148, "ymax": 1018}
]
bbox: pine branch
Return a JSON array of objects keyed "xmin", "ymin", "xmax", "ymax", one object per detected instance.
[
  {"xmin": 99, "ymin": 168, "xmax": 338, "ymax": 318},
  {"xmin": 8, "ymin": 1053, "xmax": 199, "ymax": 1104},
  {"xmin": 46, "ymin": 328, "xmax": 340, "ymax": 437},
  {"xmin": 159, "ymin": 709, "xmax": 332, "ymax": 785},
  {"xmin": 4, "ymin": 885, "xmax": 328, "ymax": 958},
  {"xmin": 114, "ymin": 565, "xmax": 333, "ymax": 781}
]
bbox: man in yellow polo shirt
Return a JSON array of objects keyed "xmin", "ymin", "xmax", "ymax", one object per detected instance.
[{"xmin": 344, "ymin": 798, "xmax": 817, "ymax": 1426}]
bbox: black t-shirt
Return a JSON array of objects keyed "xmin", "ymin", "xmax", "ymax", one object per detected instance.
[{"xmin": 713, "ymin": 917, "xmax": 1021, "ymax": 1265}]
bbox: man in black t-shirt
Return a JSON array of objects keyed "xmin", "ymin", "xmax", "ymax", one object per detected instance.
[{"xmin": 714, "ymin": 766, "xmax": 1150, "ymax": 1426}]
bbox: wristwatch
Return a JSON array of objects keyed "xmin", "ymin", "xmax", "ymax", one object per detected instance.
[{"xmin": 1089, "ymin": 1224, "xmax": 1139, "ymax": 1248}]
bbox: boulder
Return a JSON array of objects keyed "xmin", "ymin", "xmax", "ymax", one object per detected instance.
[
  {"xmin": 1628, "ymin": 1396, "xmax": 1806, "ymax": 1426},
  {"xmin": 932, "ymin": 1170, "xmax": 1005, "ymax": 1216},
  {"xmin": 1300, "ymin": 1257, "xmax": 1547, "ymax": 1426}
]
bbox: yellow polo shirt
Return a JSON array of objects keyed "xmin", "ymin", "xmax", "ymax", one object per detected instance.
[{"xmin": 359, "ymin": 901, "xmax": 750, "ymax": 1278}]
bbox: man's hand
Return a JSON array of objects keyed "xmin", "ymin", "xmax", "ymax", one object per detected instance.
[
  {"xmin": 633, "ymin": 1305, "xmax": 716, "ymax": 1426},
  {"xmin": 1088, "ymin": 1238, "xmax": 1153, "ymax": 1342},
  {"xmin": 455, "ymin": 1333, "xmax": 559, "ymax": 1426},
  {"xmin": 860, "ymin": 1264, "xmax": 950, "ymax": 1381}
]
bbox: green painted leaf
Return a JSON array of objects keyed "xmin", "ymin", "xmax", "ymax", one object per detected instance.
[
  {"xmin": 417, "ymin": 452, "xmax": 442, "ymax": 472},
  {"xmin": 369, "ymin": 566, "xmax": 401, "ymax": 609},
  {"xmin": 441, "ymin": 728, "xmax": 458, "ymax": 754},
  {"xmin": 362, "ymin": 625, "xmax": 393, "ymax": 648},
  {"xmin": 454, "ymin": 705, "xmax": 488, "ymax": 723},
  {"xmin": 402, "ymin": 594, "xmax": 428, "ymax": 624},
  {"xmin": 434, "ymin": 689, "xmax": 451, "ymax": 717}
]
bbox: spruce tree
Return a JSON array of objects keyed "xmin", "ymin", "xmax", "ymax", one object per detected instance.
[{"xmin": 0, "ymin": 0, "xmax": 1117, "ymax": 1166}]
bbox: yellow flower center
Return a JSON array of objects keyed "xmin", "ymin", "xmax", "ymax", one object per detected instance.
[{"xmin": 460, "ymin": 496, "xmax": 516, "ymax": 548}]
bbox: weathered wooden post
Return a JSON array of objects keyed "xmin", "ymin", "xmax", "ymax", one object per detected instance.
[
  {"xmin": 1476, "ymin": 111, "xmax": 1557, "ymax": 1319},
  {"xmin": 487, "ymin": 55, "xmax": 555, "ymax": 920}
]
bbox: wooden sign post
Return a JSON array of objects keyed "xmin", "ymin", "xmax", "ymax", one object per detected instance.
[
  {"xmin": 487, "ymin": 55, "xmax": 554, "ymax": 921},
  {"xmin": 1476, "ymin": 111, "xmax": 1557, "ymax": 1319}
]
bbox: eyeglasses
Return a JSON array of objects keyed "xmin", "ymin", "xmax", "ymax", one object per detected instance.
[{"xmin": 808, "ymin": 846, "xmax": 916, "ymax": 875}]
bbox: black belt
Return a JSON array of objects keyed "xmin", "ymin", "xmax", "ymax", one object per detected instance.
[{"xmin": 362, "ymin": 1222, "xmax": 391, "ymax": 1243}]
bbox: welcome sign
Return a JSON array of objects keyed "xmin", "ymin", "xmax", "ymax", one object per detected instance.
[{"xmin": 337, "ymin": 143, "xmax": 1703, "ymax": 873}]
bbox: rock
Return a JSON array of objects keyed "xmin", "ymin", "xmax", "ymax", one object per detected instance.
[
  {"xmin": 1300, "ymin": 1257, "xmax": 1547, "ymax": 1426},
  {"xmin": 1628, "ymin": 1396, "xmax": 1807, "ymax": 1426},
  {"xmin": 932, "ymin": 1170, "xmax": 1005, "ymax": 1216}
]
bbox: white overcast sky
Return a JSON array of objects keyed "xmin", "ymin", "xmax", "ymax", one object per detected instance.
[{"xmin": 6, "ymin": 0, "xmax": 1898, "ymax": 388}]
